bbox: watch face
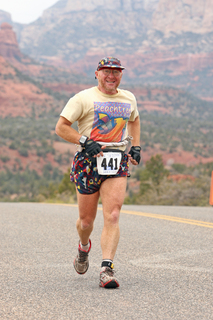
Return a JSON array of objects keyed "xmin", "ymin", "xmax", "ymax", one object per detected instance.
[{"xmin": 80, "ymin": 136, "xmax": 87, "ymax": 145}]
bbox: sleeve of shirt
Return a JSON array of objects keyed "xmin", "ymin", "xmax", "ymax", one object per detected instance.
[
  {"xmin": 129, "ymin": 94, "xmax": 139, "ymax": 121},
  {"xmin": 60, "ymin": 93, "xmax": 83, "ymax": 123}
]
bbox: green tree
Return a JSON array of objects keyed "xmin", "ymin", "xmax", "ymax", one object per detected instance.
[
  {"xmin": 140, "ymin": 154, "xmax": 169, "ymax": 195},
  {"xmin": 58, "ymin": 169, "xmax": 76, "ymax": 194},
  {"xmin": 146, "ymin": 154, "xmax": 169, "ymax": 186},
  {"xmin": 18, "ymin": 147, "xmax": 28, "ymax": 157}
]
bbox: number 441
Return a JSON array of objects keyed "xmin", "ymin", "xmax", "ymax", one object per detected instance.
[{"xmin": 101, "ymin": 157, "xmax": 118, "ymax": 170}]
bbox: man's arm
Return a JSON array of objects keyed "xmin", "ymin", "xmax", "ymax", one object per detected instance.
[
  {"xmin": 55, "ymin": 116, "xmax": 81, "ymax": 144},
  {"xmin": 127, "ymin": 116, "xmax": 140, "ymax": 146},
  {"xmin": 55, "ymin": 116, "xmax": 105, "ymax": 156},
  {"xmin": 127, "ymin": 116, "xmax": 141, "ymax": 165}
]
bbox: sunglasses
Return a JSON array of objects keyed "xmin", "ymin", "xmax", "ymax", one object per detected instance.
[{"xmin": 100, "ymin": 69, "xmax": 121, "ymax": 76}]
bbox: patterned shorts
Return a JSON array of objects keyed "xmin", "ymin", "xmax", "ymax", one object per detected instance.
[{"xmin": 70, "ymin": 152, "xmax": 129, "ymax": 194}]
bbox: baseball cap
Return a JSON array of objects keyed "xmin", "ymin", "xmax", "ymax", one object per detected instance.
[{"xmin": 97, "ymin": 57, "xmax": 125, "ymax": 71}]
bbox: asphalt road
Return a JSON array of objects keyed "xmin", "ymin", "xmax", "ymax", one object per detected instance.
[{"xmin": 1, "ymin": 202, "xmax": 213, "ymax": 320}]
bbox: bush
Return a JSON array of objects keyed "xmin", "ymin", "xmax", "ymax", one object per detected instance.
[
  {"xmin": 0, "ymin": 156, "xmax": 10, "ymax": 163},
  {"xmin": 18, "ymin": 147, "xmax": 28, "ymax": 157},
  {"xmin": 58, "ymin": 169, "xmax": 76, "ymax": 194},
  {"xmin": 9, "ymin": 142, "xmax": 17, "ymax": 150}
]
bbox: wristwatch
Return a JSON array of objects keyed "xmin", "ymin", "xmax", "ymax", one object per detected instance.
[{"xmin": 79, "ymin": 135, "xmax": 88, "ymax": 147}]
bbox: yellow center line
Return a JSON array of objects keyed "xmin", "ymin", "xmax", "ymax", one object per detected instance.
[
  {"xmin": 120, "ymin": 209, "xmax": 213, "ymax": 229},
  {"xmin": 47, "ymin": 203, "xmax": 213, "ymax": 229}
]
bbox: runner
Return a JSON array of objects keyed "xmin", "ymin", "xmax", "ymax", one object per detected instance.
[{"xmin": 55, "ymin": 57, "xmax": 141, "ymax": 288}]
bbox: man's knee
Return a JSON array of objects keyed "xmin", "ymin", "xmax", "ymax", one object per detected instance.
[
  {"xmin": 79, "ymin": 218, "xmax": 94, "ymax": 230},
  {"xmin": 105, "ymin": 207, "xmax": 120, "ymax": 225}
]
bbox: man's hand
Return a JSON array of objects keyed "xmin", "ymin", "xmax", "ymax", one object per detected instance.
[
  {"xmin": 84, "ymin": 139, "xmax": 104, "ymax": 157},
  {"xmin": 128, "ymin": 146, "xmax": 141, "ymax": 165}
]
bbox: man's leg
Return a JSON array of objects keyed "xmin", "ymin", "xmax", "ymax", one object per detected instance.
[
  {"xmin": 99, "ymin": 176, "xmax": 127, "ymax": 288},
  {"xmin": 100, "ymin": 176, "xmax": 127, "ymax": 260},
  {"xmin": 76, "ymin": 190, "xmax": 100, "ymax": 245},
  {"xmin": 74, "ymin": 190, "xmax": 99, "ymax": 274}
]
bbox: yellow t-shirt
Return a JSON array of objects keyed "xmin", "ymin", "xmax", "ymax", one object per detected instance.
[{"xmin": 60, "ymin": 86, "xmax": 139, "ymax": 150}]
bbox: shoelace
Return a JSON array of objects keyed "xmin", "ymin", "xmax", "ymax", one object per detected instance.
[
  {"xmin": 78, "ymin": 249, "xmax": 89, "ymax": 263},
  {"xmin": 104, "ymin": 267, "xmax": 115, "ymax": 276}
]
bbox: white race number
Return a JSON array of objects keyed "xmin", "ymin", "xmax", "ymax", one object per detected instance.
[{"xmin": 96, "ymin": 152, "xmax": 122, "ymax": 175}]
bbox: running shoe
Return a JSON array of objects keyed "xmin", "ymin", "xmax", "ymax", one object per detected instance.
[
  {"xmin": 99, "ymin": 267, "xmax": 119, "ymax": 288},
  {"xmin": 73, "ymin": 239, "xmax": 91, "ymax": 274}
]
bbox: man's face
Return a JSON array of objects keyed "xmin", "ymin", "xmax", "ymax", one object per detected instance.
[{"xmin": 95, "ymin": 68, "xmax": 123, "ymax": 95}]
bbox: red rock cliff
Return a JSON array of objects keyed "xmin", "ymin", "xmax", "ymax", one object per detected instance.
[{"xmin": 0, "ymin": 22, "xmax": 22, "ymax": 59}]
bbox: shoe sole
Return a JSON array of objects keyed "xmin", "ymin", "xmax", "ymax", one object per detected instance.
[{"xmin": 99, "ymin": 280, "xmax": 119, "ymax": 289}]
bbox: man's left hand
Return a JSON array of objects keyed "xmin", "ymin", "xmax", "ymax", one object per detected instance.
[{"xmin": 128, "ymin": 146, "xmax": 141, "ymax": 165}]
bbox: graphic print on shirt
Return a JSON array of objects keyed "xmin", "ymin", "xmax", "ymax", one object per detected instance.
[{"xmin": 90, "ymin": 102, "xmax": 131, "ymax": 142}]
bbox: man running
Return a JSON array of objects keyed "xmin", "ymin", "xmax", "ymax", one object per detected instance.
[{"xmin": 55, "ymin": 57, "xmax": 141, "ymax": 288}]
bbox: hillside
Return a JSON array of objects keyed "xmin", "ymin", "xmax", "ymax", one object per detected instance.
[
  {"xmin": 0, "ymin": 22, "xmax": 92, "ymax": 85},
  {"xmin": 1, "ymin": 0, "xmax": 213, "ymax": 98},
  {"xmin": 0, "ymin": 22, "xmax": 213, "ymax": 173},
  {"xmin": 0, "ymin": 56, "xmax": 63, "ymax": 118},
  {"xmin": 1, "ymin": 79, "xmax": 213, "ymax": 175}
]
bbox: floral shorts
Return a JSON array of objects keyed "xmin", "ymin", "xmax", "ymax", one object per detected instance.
[{"xmin": 70, "ymin": 152, "xmax": 129, "ymax": 194}]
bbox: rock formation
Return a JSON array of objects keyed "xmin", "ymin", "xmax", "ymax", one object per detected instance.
[
  {"xmin": 0, "ymin": 23, "xmax": 22, "ymax": 59},
  {"xmin": 152, "ymin": 0, "xmax": 213, "ymax": 35},
  {"xmin": 2, "ymin": 0, "xmax": 213, "ymax": 97}
]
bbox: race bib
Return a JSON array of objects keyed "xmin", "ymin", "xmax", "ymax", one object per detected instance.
[{"xmin": 96, "ymin": 152, "xmax": 122, "ymax": 175}]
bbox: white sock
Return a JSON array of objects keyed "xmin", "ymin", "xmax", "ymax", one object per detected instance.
[{"xmin": 80, "ymin": 241, "xmax": 90, "ymax": 252}]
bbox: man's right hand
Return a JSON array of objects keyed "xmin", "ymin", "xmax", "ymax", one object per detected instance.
[{"xmin": 84, "ymin": 139, "xmax": 103, "ymax": 157}]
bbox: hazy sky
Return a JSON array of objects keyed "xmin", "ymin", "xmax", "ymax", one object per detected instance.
[{"xmin": 0, "ymin": 0, "xmax": 58, "ymax": 24}]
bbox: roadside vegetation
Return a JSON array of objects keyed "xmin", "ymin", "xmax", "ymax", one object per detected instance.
[
  {"xmin": 125, "ymin": 155, "xmax": 212, "ymax": 206},
  {"xmin": 0, "ymin": 155, "xmax": 212, "ymax": 206}
]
